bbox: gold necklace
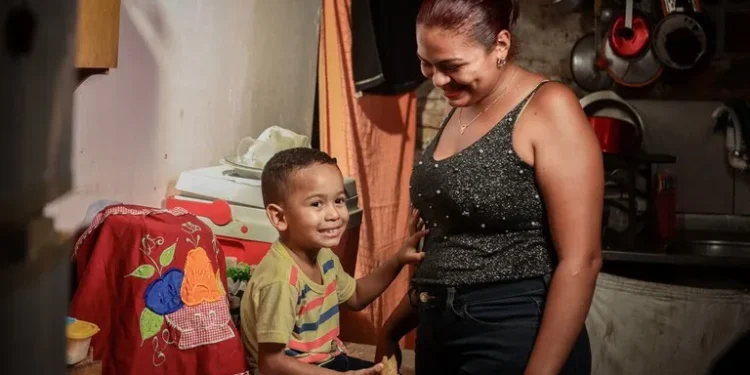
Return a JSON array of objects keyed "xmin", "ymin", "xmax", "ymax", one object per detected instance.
[{"xmin": 458, "ymin": 66, "xmax": 517, "ymax": 135}]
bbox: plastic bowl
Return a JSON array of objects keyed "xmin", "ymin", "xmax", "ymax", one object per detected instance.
[{"xmin": 66, "ymin": 318, "xmax": 100, "ymax": 365}]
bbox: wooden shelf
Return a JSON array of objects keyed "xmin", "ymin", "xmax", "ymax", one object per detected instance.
[
  {"xmin": 75, "ymin": 0, "xmax": 121, "ymax": 69},
  {"xmin": 603, "ymin": 152, "xmax": 677, "ymax": 166}
]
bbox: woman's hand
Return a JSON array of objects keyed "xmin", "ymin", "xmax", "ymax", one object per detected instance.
[{"xmin": 376, "ymin": 289, "xmax": 419, "ymax": 367}]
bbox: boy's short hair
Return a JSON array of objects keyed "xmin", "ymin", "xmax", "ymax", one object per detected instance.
[{"xmin": 261, "ymin": 147, "xmax": 339, "ymax": 206}]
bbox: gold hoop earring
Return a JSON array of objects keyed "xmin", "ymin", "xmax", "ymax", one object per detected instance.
[{"xmin": 496, "ymin": 57, "xmax": 506, "ymax": 68}]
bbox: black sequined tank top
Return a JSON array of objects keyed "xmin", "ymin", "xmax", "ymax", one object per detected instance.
[{"xmin": 410, "ymin": 81, "xmax": 555, "ymax": 287}]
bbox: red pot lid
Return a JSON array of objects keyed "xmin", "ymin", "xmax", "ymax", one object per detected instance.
[{"xmin": 609, "ymin": 15, "xmax": 650, "ymax": 58}]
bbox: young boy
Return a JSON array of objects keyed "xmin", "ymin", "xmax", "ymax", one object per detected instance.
[{"xmin": 240, "ymin": 147, "xmax": 426, "ymax": 375}]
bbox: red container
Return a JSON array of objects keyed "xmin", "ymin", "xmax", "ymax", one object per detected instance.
[
  {"xmin": 654, "ymin": 172, "xmax": 677, "ymax": 239},
  {"xmin": 609, "ymin": 15, "xmax": 651, "ymax": 58},
  {"xmin": 655, "ymin": 190, "xmax": 676, "ymax": 239},
  {"xmin": 589, "ymin": 116, "xmax": 641, "ymax": 154}
]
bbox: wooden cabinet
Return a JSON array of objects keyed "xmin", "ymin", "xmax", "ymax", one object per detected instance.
[{"xmin": 75, "ymin": 0, "xmax": 120, "ymax": 69}]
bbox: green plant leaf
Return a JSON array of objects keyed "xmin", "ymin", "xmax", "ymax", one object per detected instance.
[
  {"xmin": 139, "ymin": 308, "xmax": 163, "ymax": 342},
  {"xmin": 159, "ymin": 242, "xmax": 177, "ymax": 267},
  {"xmin": 126, "ymin": 264, "xmax": 155, "ymax": 279},
  {"xmin": 227, "ymin": 264, "xmax": 252, "ymax": 282}
]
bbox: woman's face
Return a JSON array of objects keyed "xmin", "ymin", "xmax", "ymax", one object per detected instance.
[{"xmin": 416, "ymin": 25, "xmax": 510, "ymax": 107}]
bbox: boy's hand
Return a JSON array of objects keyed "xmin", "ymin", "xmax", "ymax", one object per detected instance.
[
  {"xmin": 346, "ymin": 362, "xmax": 383, "ymax": 374},
  {"xmin": 396, "ymin": 208, "xmax": 428, "ymax": 266}
]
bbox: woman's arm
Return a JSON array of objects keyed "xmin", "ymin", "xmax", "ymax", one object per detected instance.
[
  {"xmin": 374, "ymin": 289, "xmax": 420, "ymax": 365},
  {"xmin": 523, "ymin": 82, "xmax": 604, "ymax": 375}
]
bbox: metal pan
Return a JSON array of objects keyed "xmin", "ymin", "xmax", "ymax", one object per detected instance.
[
  {"xmin": 652, "ymin": 0, "xmax": 713, "ymax": 71},
  {"xmin": 571, "ymin": 33, "xmax": 615, "ymax": 92},
  {"xmin": 602, "ymin": 31, "xmax": 663, "ymax": 88}
]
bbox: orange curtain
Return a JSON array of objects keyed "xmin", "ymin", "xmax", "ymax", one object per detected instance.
[{"xmin": 318, "ymin": 0, "xmax": 418, "ymax": 346}]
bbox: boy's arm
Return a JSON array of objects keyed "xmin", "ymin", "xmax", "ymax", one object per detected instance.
[
  {"xmin": 258, "ymin": 343, "xmax": 343, "ymax": 375},
  {"xmin": 343, "ymin": 209, "xmax": 427, "ymax": 311},
  {"xmin": 343, "ymin": 257, "xmax": 405, "ymax": 311}
]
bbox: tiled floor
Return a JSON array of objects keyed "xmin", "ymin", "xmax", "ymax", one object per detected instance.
[{"xmin": 345, "ymin": 343, "xmax": 415, "ymax": 375}]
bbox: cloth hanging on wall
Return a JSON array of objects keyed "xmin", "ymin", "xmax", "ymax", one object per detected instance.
[
  {"xmin": 351, "ymin": 0, "xmax": 425, "ymax": 95},
  {"xmin": 318, "ymin": 0, "xmax": 419, "ymax": 348},
  {"xmin": 587, "ymin": 273, "xmax": 750, "ymax": 375}
]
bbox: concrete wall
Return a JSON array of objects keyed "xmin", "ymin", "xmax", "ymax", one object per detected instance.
[{"xmin": 45, "ymin": 0, "xmax": 320, "ymax": 232}]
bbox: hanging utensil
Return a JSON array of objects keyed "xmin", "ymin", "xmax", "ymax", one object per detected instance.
[
  {"xmin": 609, "ymin": 0, "xmax": 651, "ymax": 58},
  {"xmin": 602, "ymin": 32, "xmax": 663, "ymax": 87},
  {"xmin": 594, "ymin": 0, "xmax": 603, "ymax": 59},
  {"xmin": 625, "ymin": 0, "xmax": 634, "ymax": 30},
  {"xmin": 600, "ymin": 0, "xmax": 663, "ymax": 88},
  {"xmin": 571, "ymin": 33, "xmax": 615, "ymax": 92},
  {"xmin": 652, "ymin": 0, "xmax": 712, "ymax": 71},
  {"xmin": 570, "ymin": 0, "xmax": 614, "ymax": 92}
]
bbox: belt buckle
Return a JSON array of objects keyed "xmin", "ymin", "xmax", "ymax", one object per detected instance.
[{"xmin": 418, "ymin": 291, "xmax": 430, "ymax": 303}]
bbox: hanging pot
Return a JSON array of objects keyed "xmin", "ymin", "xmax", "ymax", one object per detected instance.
[
  {"xmin": 601, "ymin": 0, "xmax": 663, "ymax": 88},
  {"xmin": 571, "ymin": 33, "xmax": 614, "ymax": 92},
  {"xmin": 570, "ymin": 1, "xmax": 617, "ymax": 92},
  {"xmin": 602, "ymin": 36, "xmax": 663, "ymax": 88},
  {"xmin": 608, "ymin": 13, "xmax": 651, "ymax": 58},
  {"xmin": 652, "ymin": 0, "xmax": 713, "ymax": 71}
]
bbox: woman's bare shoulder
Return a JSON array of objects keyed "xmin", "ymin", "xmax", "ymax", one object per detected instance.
[{"xmin": 524, "ymin": 80, "xmax": 587, "ymax": 132}]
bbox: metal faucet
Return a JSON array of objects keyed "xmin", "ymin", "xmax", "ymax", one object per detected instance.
[{"xmin": 712, "ymin": 104, "xmax": 748, "ymax": 172}]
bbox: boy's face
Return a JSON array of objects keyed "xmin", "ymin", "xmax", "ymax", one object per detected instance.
[{"xmin": 268, "ymin": 163, "xmax": 349, "ymax": 251}]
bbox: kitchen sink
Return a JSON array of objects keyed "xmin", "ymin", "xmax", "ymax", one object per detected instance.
[
  {"xmin": 665, "ymin": 239, "xmax": 750, "ymax": 259},
  {"xmin": 603, "ymin": 231, "xmax": 750, "ymax": 271}
]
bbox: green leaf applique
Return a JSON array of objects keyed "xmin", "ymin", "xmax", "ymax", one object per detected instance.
[
  {"xmin": 159, "ymin": 242, "xmax": 177, "ymax": 267},
  {"xmin": 139, "ymin": 307, "xmax": 164, "ymax": 342},
  {"xmin": 126, "ymin": 264, "xmax": 156, "ymax": 279}
]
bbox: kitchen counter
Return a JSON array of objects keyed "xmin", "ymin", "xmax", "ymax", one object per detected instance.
[
  {"xmin": 604, "ymin": 230, "xmax": 750, "ymax": 268},
  {"xmin": 602, "ymin": 230, "xmax": 750, "ymax": 289},
  {"xmin": 603, "ymin": 247, "xmax": 750, "ymax": 269}
]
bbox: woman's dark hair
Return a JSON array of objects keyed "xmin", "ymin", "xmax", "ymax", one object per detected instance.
[{"xmin": 416, "ymin": 0, "xmax": 520, "ymax": 51}]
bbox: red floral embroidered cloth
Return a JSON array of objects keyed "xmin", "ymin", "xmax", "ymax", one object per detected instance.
[{"xmin": 70, "ymin": 204, "xmax": 249, "ymax": 375}]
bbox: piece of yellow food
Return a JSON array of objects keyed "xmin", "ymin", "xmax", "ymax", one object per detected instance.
[{"xmin": 382, "ymin": 355, "xmax": 398, "ymax": 375}]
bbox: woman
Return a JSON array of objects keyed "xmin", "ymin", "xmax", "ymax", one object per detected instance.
[{"xmin": 375, "ymin": 0, "xmax": 603, "ymax": 374}]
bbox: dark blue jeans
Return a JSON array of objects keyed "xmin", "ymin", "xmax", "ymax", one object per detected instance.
[
  {"xmin": 412, "ymin": 275, "xmax": 591, "ymax": 375},
  {"xmin": 323, "ymin": 354, "xmax": 375, "ymax": 372}
]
